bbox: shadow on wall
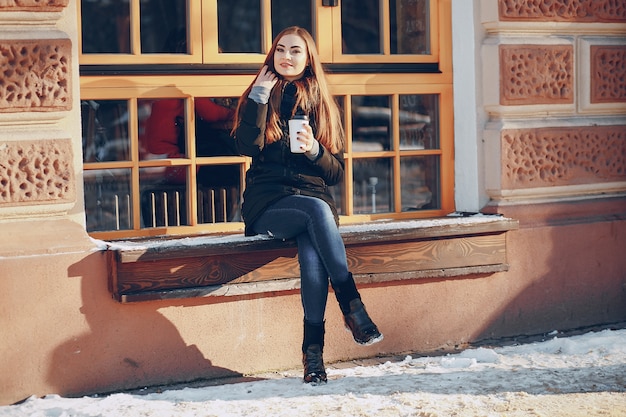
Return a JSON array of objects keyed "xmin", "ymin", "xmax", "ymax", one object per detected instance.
[{"xmin": 46, "ymin": 252, "xmax": 245, "ymax": 397}]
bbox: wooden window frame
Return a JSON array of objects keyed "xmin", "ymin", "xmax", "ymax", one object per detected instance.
[
  {"xmin": 321, "ymin": 0, "xmax": 442, "ymax": 64},
  {"xmin": 77, "ymin": 0, "xmax": 204, "ymax": 65},
  {"xmin": 79, "ymin": 0, "xmax": 454, "ymax": 240}
]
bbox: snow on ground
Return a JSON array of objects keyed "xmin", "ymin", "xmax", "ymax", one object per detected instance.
[{"xmin": 2, "ymin": 327, "xmax": 625, "ymax": 417}]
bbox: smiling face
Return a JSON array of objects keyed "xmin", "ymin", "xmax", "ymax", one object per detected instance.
[{"xmin": 273, "ymin": 33, "xmax": 308, "ymax": 81}]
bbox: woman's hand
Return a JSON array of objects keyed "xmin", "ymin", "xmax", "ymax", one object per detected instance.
[
  {"xmin": 253, "ymin": 65, "xmax": 278, "ymax": 90},
  {"xmin": 298, "ymin": 123, "xmax": 319, "ymax": 154}
]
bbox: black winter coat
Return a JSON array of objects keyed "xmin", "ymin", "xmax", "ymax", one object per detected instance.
[{"xmin": 234, "ymin": 98, "xmax": 344, "ymax": 236}]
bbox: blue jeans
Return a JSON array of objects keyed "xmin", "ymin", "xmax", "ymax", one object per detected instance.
[{"xmin": 252, "ymin": 195, "xmax": 350, "ymax": 324}]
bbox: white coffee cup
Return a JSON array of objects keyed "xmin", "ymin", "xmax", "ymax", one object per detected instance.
[{"xmin": 288, "ymin": 114, "xmax": 309, "ymax": 153}]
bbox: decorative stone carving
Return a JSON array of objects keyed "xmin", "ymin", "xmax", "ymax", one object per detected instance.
[
  {"xmin": 501, "ymin": 126, "xmax": 626, "ymax": 189},
  {"xmin": 500, "ymin": 45, "xmax": 573, "ymax": 105},
  {"xmin": 0, "ymin": 39, "xmax": 72, "ymax": 113},
  {"xmin": 498, "ymin": 0, "xmax": 626, "ymax": 22},
  {"xmin": 0, "ymin": 139, "xmax": 75, "ymax": 205},
  {"xmin": 0, "ymin": 0, "xmax": 69, "ymax": 12},
  {"xmin": 591, "ymin": 45, "xmax": 626, "ymax": 103}
]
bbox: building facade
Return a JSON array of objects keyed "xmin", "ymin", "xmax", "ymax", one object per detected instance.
[{"xmin": 1, "ymin": 0, "xmax": 624, "ymax": 405}]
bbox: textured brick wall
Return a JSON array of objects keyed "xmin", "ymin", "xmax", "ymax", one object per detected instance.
[
  {"xmin": 0, "ymin": 39, "xmax": 72, "ymax": 112},
  {"xmin": 499, "ymin": 45, "xmax": 573, "ymax": 105},
  {"xmin": 499, "ymin": 0, "xmax": 626, "ymax": 22},
  {"xmin": 0, "ymin": 139, "xmax": 75, "ymax": 205},
  {"xmin": 591, "ymin": 45, "xmax": 626, "ymax": 103},
  {"xmin": 502, "ymin": 126, "xmax": 626, "ymax": 188}
]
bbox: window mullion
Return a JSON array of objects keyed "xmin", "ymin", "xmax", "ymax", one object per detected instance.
[
  {"xmin": 262, "ymin": 0, "xmax": 273, "ymax": 53},
  {"xmin": 184, "ymin": 97, "xmax": 199, "ymax": 226},
  {"xmin": 381, "ymin": 0, "xmax": 390, "ymax": 55},
  {"xmin": 130, "ymin": 0, "xmax": 141, "ymax": 55},
  {"xmin": 344, "ymin": 95, "xmax": 355, "ymax": 216},
  {"xmin": 128, "ymin": 98, "xmax": 142, "ymax": 230},
  {"xmin": 392, "ymin": 94, "xmax": 402, "ymax": 213}
]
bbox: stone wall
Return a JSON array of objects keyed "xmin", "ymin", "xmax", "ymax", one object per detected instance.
[
  {"xmin": 0, "ymin": 0, "xmax": 83, "ymax": 221},
  {"xmin": 482, "ymin": 0, "xmax": 626, "ymax": 204}
]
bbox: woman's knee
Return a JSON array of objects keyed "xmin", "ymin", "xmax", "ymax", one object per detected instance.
[{"xmin": 300, "ymin": 196, "xmax": 334, "ymax": 223}]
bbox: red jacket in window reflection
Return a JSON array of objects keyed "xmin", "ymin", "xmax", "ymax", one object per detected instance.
[{"xmin": 144, "ymin": 98, "xmax": 234, "ymax": 184}]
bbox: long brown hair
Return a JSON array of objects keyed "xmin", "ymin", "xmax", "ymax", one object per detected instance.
[{"xmin": 233, "ymin": 26, "xmax": 344, "ymax": 154}]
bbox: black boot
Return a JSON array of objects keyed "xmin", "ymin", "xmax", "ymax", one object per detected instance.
[
  {"xmin": 302, "ymin": 320, "xmax": 327, "ymax": 385},
  {"xmin": 333, "ymin": 275, "xmax": 383, "ymax": 346}
]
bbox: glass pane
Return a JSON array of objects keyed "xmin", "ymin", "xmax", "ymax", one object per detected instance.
[
  {"xmin": 81, "ymin": 0, "xmax": 130, "ymax": 53},
  {"xmin": 195, "ymin": 96, "xmax": 240, "ymax": 223},
  {"xmin": 271, "ymin": 0, "xmax": 313, "ymax": 39},
  {"xmin": 400, "ymin": 156, "xmax": 440, "ymax": 211},
  {"xmin": 84, "ymin": 169, "xmax": 133, "ymax": 232},
  {"xmin": 140, "ymin": 96, "xmax": 237, "ymax": 160},
  {"xmin": 140, "ymin": 98, "xmax": 187, "ymax": 163},
  {"xmin": 140, "ymin": 170, "xmax": 189, "ymax": 227},
  {"xmin": 352, "ymin": 95, "xmax": 392, "ymax": 151},
  {"xmin": 218, "ymin": 0, "xmax": 262, "ymax": 53},
  {"xmin": 399, "ymin": 94, "xmax": 439, "ymax": 150},
  {"xmin": 197, "ymin": 179, "xmax": 241, "ymax": 224},
  {"xmin": 81, "ymin": 100, "xmax": 130, "ymax": 162},
  {"xmin": 353, "ymin": 158, "xmax": 393, "ymax": 214},
  {"xmin": 390, "ymin": 0, "xmax": 430, "ymax": 54},
  {"xmin": 341, "ymin": 0, "xmax": 381, "ymax": 54},
  {"xmin": 140, "ymin": 2, "xmax": 187, "ymax": 53}
]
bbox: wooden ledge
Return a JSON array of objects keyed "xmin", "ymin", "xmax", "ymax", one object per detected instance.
[{"xmin": 105, "ymin": 215, "xmax": 519, "ymax": 303}]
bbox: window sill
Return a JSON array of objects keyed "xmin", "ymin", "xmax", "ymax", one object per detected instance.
[{"xmin": 105, "ymin": 214, "xmax": 519, "ymax": 303}]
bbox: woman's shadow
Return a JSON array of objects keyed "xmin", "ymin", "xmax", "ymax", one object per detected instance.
[{"xmin": 47, "ymin": 252, "xmax": 245, "ymax": 398}]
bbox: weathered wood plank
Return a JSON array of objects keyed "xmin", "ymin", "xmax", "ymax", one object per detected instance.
[
  {"xmin": 114, "ymin": 234, "xmax": 506, "ymax": 295},
  {"xmin": 116, "ymin": 248, "xmax": 299, "ymax": 294},
  {"xmin": 347, "ymin": 234, "xmax": 506, "ymax": 274},
  {"xmin": 119, "ymin": 264, "xmax": 510, "ymax": 303}
]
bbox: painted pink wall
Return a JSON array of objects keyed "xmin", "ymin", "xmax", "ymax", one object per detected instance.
[{"xmin": 1, "ymin": 214, "xmax": 624, "ymax": 405}]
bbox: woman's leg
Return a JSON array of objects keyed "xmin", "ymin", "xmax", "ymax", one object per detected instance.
[
  {"xmin": 251, "ymin": 195, "xmax": 350, "ymax": 286},
  {"xmin": 252, "ymin": 195, "xmax": 382, "ymax": 346},
  {"xmin": 296, "ymin": 233, "xmax": 328, "ymax": 323}
]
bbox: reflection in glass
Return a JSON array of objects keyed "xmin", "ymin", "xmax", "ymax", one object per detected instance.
[
  {"xmin": 141, "ymin": 2, "xmax": 187, "ymax": 54},
  {"xmin": 84, "ymin": 169, "xmax": 133, "ymax": 232},
  {"xmin": 341, "ymin": 0, "xmax": 381, "ymax": 54},
  {"xmin": 81, "ymin": 100, "xmax": 130, "ymax": 162},
  {"xmin": 399, "ymin": 94, "xmax": 439, "ymax": 150},
  {"xmin": 140, "ymin": 98, "xmax": 187, "ymax": 165},
  {"xmin": 400, "ymin": 156, "xmax": 439, "ymax": 211},
  {"xmin": 197, "ymin": 176, "xmax": 241, "ymax": 224},
  {"xmin": 351, "ymin": 96, "xmax": 392, "ymax": 151},
  {"xmin": 140, "ymin": 170, "xmax": 189, "ymax": 228},
  {"xmin": 140, "ymin": 97, "xmax": 237, "ymax": 160},
  {"xmin": 81, "ymin": 0, "xmax": 130, "ymax": 53},
  {"xmin": 390, "ymin": 0, "xmax": 430, "ymax": 54},
  {"xmin": 353, "ymin": 158, "xmax": 393, "ymax": 214},
  {"xmin": 218, "ymin": 0, "xmax": 262, "ymax": 53},
  {"xmin": 271, "ymin": 0, "xmax": 313, "ymax": 39}
]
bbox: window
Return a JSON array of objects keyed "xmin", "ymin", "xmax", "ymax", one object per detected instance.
[{"xmin": 79, "ymin": 0, "xmax": 453, "ymax": 240}]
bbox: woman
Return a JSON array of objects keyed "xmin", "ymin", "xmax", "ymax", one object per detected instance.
[{"xmin": 232, "ymin": 26, "xmax": 383, "ymax": 385}]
